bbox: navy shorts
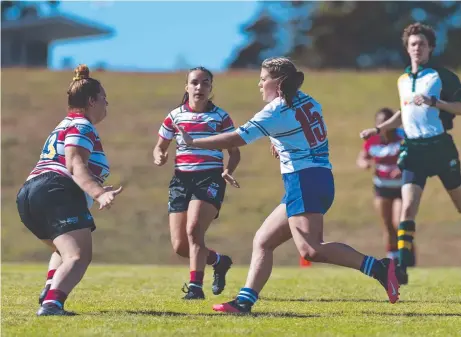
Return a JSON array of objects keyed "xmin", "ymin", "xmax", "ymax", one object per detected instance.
[
  {"xmin": 16, "ymin": 172, "xmax": 95, "ymax": 241},
  {"xmin": 374, "ymin": 185, "xmax": 402, "ymax": 199},
  {"xmin": 168, "ymin": 169, "xmax": 226, "ymax": 215},
  {"xmin": 281, "ymin": 167, "xmax": 335, "ymax": 217},
  {"xmin": 399, "ymin": 133, "xmax": 461, "ymax": 190}
]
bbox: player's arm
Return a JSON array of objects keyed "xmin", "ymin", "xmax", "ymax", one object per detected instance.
[
  {"xmin": 189, "ymin": 131, "xmax": 247, "ymax": 149},
  {"xmin": 153, "ymin": 137, "xmax": 171, "ymax": 166},
  {"xmin": 154, "ymin": 113, "xmax": 175, "ymax": 166},
  {"xmin": 65, "ymin": 146, "xmax": 105, "ymax": 199},
  {"xmin": 433, "ymin": 100, "xmax": 461, "ymax": 115},
  {"xmin": 360, "ymin": 111, "xmax": 402, "ymax": 140},
  {"xmin": 356, "ymin": 149, "xmax": 372, "ymax": 170},
  {"xmin": 225, "ymin": 147, "xmax": 241, "ymax": 175}
]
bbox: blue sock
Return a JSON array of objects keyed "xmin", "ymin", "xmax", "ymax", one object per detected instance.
[
  {"xmin": 236, "ymin": 287, "xmax": 258, "ymax": 305},
  {"xmin": 360, "ymin": 256, "xmax": 383, "ymax": 278}
]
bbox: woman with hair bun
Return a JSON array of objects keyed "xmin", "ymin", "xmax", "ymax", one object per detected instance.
[
  {"xmin": 16, "ymin": 65, "xmax": 123, "ymax": 316},
  {"xmin": 176, "ymin": 57, "xmax": 405, "ymax": 313}
]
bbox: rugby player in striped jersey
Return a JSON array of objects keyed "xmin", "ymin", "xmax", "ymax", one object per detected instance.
[{"xmin": 153, "ymin": 67, "xmax": 240, "ymax": 300}]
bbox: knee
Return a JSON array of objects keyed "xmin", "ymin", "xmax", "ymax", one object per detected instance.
[
  {"xmin": 252, "ymin": 229, "xmax": 274, "ymax": 252},
  {"xmin": 186, "ymin": 223, "xmax": 205, "ymax": 247},
  {"xmin": 299, "ymin": 242, "xmax": 322, "ymax": 262},
  {"xmin": 66, "ymin": 252, "xmax": 92, "ymax": 266},
  {"xmin": 171, "ymin": 240, "xmax": 188, "ymax": 258}
]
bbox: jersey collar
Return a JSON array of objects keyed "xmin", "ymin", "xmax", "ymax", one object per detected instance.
[
  {"xmin": 404, "ymin": 61, "xmax": 435, "ymax": 75},
  {"xmin": 67, "ymin": 110, "xmax": 91, "ymax": 122}
]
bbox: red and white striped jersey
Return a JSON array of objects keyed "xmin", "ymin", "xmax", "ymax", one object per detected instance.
[
  {"xmin": 363, "ymin": 132, "xmax": 404, "ymax": 188},
  {"xmin": 28, "ymin": 112, "xmax": 110, "ymax": 185},
  {"xmin": 159, "ymin": 102, "xmax": 235, "ymax": 172}
]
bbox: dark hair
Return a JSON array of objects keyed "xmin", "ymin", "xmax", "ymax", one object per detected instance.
[
  {"xmin": 375, "ymin": 107, "xmax": 394, "ymax": 120},
  {"xmin": 180, "ymin": 66, "xmax": 214, "ymax": 110},
  {"xmin": 402, "ymin": 22, "xmax": 436, "ymax": 49},
  {"xmin": 67, "ymin": 64, "xmax": 101, "ymax": 109},
  {"xmin": 261, "ymin": 57, "xmax": 304, "ymax": 108}
]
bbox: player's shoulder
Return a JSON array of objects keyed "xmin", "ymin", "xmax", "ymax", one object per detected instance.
[
  {"xmin": 68, "ymin": 116, "xmax": 96, "ymax": 135},
  {"xmin": 212, "ymin": 105, "xmax": 231, "ymax": 119},
  {"xmin": 169, "ymin": 105, "xmax": 183, "ymax": 117},
  {"xmin": 397, "ymin": 72, "xmax": 409, "ymax": 84}
]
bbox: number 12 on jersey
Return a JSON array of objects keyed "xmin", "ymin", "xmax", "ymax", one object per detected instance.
[{"xmin": 295, "ymin": 102, "xmax": 327, "ymax": 147}]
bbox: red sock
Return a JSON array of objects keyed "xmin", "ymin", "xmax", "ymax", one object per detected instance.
[
  {"xmin": 45, "ymin": 269, "xmax": 56, "ymax": 285},
  {"xmin": 43, "ymin": 289, "xmax": 67, "ymax": 308},
  {"xmin": 190, "ymin": 271, "xmax": 204, "ymax": 286},
  {"xmin": 206, "ymin": 250, "xmax": 220, "ymax": 266}
]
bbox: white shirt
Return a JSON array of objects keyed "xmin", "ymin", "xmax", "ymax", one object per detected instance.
[
  {"xmin": 236, "ymin": 91, "xmax": 331, "ymax": 174},
  {"xmin": 398, "ymin": 68, "xmax": 444, "ymax": 139}
]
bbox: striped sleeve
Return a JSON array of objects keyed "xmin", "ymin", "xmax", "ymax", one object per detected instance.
[
  {"xmin": 64, "ymin": 122, "xmax": 96, "ymax": 152},
  {"xmin": 221, "ymin": 112, "xmax": 235, "ymax": 133},
  {"xmin": 159, "ymin": 113, "xmax": 176, "ymax": 140},
  {"xmin": 235, "ymin": 110, "xmax": 274, "ymax": 145}
]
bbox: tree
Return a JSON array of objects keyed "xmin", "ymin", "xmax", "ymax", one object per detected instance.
[
  {"xmin": 228, "ymin": 8, "xmax": 278, "ymax": 69},
  {"xmin": 1, "ymin": 1, "xmax": 60, "ymax": 21},
  {"xmin": 287, "ymin": 1, "xmax": 461, "ymax": 69}
]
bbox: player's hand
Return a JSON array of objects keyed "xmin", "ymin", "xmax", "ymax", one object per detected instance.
[
  {"xmin": 174, "ymin": 124, "xmax": 194, "ymax": 146},
  {"xmin": 360, "ymin": 128, "xmax": 378, "ymax": 140},
  {"xmin": 96, "ymin": 186, "xmax": 123, "ymax": 210},
  {"xmin": 153, "ymin": 149, "xmax": 168, "ymax": 166},
  {"xmin": 357, "ymin": 160, "xmax": 371, "ymax": 170},
  {"xmin": 389, "ymin": 168, "xmax": 402, "ymax": 179},
  {"xmin": 270, "ymin": 144, "xmax": 279, "ymax": 159},
  {"xmin": 413, "ymin": 94, "xmax": 431, "ymax": 106},
  {"xmin": 222, "ymin": 169, "xmax": 240, "ymax": 188}
]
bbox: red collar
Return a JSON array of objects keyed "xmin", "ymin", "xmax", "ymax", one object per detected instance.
[{"xmin": 67, "ymin": 110, "xmax": 90, "ymax": 121}]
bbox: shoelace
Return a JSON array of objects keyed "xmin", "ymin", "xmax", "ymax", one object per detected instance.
[{"xmin": 181, "ymin": 283, "xmax": 190, "ymax": 294}]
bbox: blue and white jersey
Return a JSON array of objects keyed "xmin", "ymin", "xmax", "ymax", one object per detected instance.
[{"xmin": 236, "ymin": 91, "xmax": 331, "ymax": 174}]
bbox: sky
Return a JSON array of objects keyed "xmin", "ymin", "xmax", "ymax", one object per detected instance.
[{"xmin": 49, "ymin": 1, "xmax": 260, "ymax": 72}]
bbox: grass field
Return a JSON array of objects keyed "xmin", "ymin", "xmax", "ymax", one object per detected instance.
[
  {"xmin": 2, "ymin": 264, "xmax": 461, "ymax": 336},
  {"xmin": 1, "ymin": 69, "xmax": 461, "ymax": 265}
]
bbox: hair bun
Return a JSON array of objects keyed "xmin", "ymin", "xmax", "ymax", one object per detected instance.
[
  {"xmin": 296, "ymin": 71, "xmax": 305, "ymax": 86},
  {"xmin": 73, "ymin": 64, "xmax": 90, "ymax": 81}
]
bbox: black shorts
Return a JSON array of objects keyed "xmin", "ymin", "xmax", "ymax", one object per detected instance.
[
  {"xmin": 16, "ymin": 172, "xmax": 95, "ymax": 241},
  {"xmin": 398, "ymin": 133, "xmax": 461, "ymax": 190},
  {"xmin": 168, "ymin": 169, "xmax": 226, "ymax": 215},
  {"xmin": 374, "ymin": 185, "xmax": 402, "ymax": 200}
]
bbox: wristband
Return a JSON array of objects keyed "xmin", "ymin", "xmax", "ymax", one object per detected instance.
[
  {"xmin": 375, "ymin": 127, "xmax": 381, "ymax": 134},
  {"xmin": 430, "ymin": 96, "xmax": 438, "ymax": 107}
]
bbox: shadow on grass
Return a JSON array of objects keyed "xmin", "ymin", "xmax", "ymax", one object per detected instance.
[
  {"xmin": 98, "ymin": 309, "xmax": 320, "ymax": 318},
  {"xmin": 261, "ymin": 297, "xmax": 461, "ymax": 304},
  {"xmin": 362, "ymin": 311, "xmax": 461, "ymax": 317}
]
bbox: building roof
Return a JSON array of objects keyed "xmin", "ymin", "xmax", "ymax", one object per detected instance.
[{"xmin": 1, "ymin": 13, "xmax": 113, "ymax": 42}]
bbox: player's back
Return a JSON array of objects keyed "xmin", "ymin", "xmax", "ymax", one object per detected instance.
[{"xmin": 267, "ymin": 92, "xmax": 331, "ymax": 173}]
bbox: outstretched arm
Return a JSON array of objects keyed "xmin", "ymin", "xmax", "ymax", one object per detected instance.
[
  {"xmin": 360, "ymin": 111, "xmax": 402, "ymax": 140},
  {"xmin": 179, "ymin": 129, "xmax": 247, "ymax": 149}
]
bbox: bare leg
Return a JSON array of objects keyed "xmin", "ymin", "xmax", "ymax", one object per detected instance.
[{"xmin": 243, "ymin": 204, "xmax": 292, "ymax": 293}]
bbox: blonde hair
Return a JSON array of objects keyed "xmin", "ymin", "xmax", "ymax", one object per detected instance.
[
  {"xmin": 261, "ymin": 57, "xmax": 304, "ymax": 108},
  {"xmin": 67, "ymin": 64, "xmax": 101, "ymax": 109}
]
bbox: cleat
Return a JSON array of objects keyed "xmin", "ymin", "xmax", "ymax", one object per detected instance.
[
  {"xmin": 213, "ymin": 300, "xmax": 252, "ymax": 314},
  {"xmin": 37, "ymin": 303, "xmax": 76, "ymax": 316},
  {"xmin": 375, "ymin": 258, "xmax": 401, "ymax": 304},
  {"xmin": 181, "ymin": 283, "xmax": 205, "ymax": 300},
  {"xmin": 212, "ymin": 255, "xmax": 233, "ymax": 295},
  {"xmin": 38, "ymin": 285, "xmax": 50, "ymax": 305}
]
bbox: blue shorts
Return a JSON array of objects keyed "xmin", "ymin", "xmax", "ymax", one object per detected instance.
[{"xmin": 281, "ymin": 167, "xmax": 335, "ymax": 217}]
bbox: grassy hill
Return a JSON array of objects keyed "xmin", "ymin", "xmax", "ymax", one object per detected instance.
[{"xmin": 2, "ymin": 68, "xmax": 460, "ymax": 265}]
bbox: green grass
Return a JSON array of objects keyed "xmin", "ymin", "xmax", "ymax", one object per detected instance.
[
  {"xmin": 2, "ymin": 69, "xmax": 461, "ymax": 265},
  {"xmin": 2, "ymin": 264, "xmax": 461, "ymax": 336}
]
